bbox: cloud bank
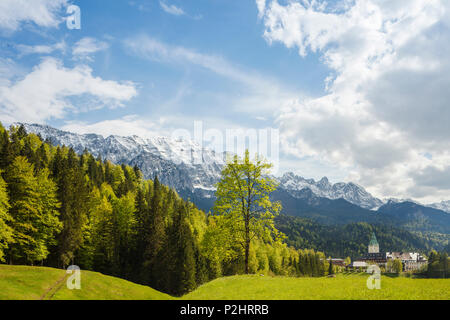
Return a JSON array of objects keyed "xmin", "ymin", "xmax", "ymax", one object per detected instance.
[
  {"xmin": 0, "ymin": 58, "xmax": 137, "ymax": 124},
  {"xmin": 0, "ymin": 0, "xmax": 68, "ymax": 31},
  {"xmin": 258, "ymin": 0, "xmax": 450, "ymax": 202}
]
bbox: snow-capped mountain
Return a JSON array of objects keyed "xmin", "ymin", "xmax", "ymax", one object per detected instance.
[
  {"xmin": 19, "ymin": 123, "xmax": 384, "ymax": 210},
  {"xmin": 383, "ymin": 198, "xmax": 421, "ymax": 205},
  {"xmin": 427, "ymin": 200, "xmax": 450, "ymax": 214},
  {"xmin": 19, "ymin": 123, "xmax": 226, "ymax": 199},
  {"xmin": 277, "ymin": 172, "xmax": 384, "ymax": 210}
]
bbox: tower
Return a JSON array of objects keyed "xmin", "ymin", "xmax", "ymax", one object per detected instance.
[{"xmin": 368, "ymin": 232, "xmax": 379, "ymax": 253}]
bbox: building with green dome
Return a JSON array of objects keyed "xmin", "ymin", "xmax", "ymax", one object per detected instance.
[
  {"xmin": 350, "ymin": 232, "xmax": 428, "ymax": 271},
  {"xmin": 368, "ymin": 232, "xmax": 379, "ymax": 253}
]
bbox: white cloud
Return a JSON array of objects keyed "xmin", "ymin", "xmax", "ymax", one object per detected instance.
[
  {"xmin": 59, "ymin": 114, "xmax": 255, "ymax": 150},
  {"xmin": 16, "ymin": 41, "xmax": 67, "ymax": 57},
  {"xmin": 73, "ymin": 37, "xmax": 109, "ymax": 60},
  {"xmin": 159, "ymin": 1, "xmax": 185, "ymax": 16},
  {"xmin": 125, "ymin": 35, "xmax": 243, "ymax": 81},
  {"xmin": 258, "ymin": 0, "xmax": 450, "ymax": 202},
  {"xmin": 124, "ymin": 35, "xmax": 301, "ymax": 116},
  {"xmin": 0, "ymin": 58, "xmax": 137, "ymax": 124},
  {"xmin": 0, "ymin": 0, "xmax": 68, "ymax": 31},
  {"xmin": 256, "ymin": 0, "xmax": 266, "ymax": 18},
  {"xmin": 62, "ymin": 115, "xmax": 164, "ymax": 139}
]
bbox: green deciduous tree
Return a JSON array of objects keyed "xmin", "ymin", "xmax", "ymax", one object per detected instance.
[
  {"xmin": 392, "ymin": 259, "xmax": 403, "ymax": 275},
  {"xmin": 5, "ymin": 156, "xmax": 61, "ymax": 264},
  {"xmin": 214, "ymin": 150, "xmax": 283, "ymax": 274},
  {"xmin": 345, "ymin": 257, "xmax": 352, "ymax": 266}
]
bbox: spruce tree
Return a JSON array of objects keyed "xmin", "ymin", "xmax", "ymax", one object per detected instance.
[
  {"xmin": 169, "ymin": 204, "xmax": 197, "ymax": 295},
  {"xmin": 142, "ymin": 176, "xmax": 166, "ymax": 288},
  {"xmin": 54, "ymin": 150, "xmax": 90, "ymax": 267},
  {"xmin": 0, "ymin": 174, "xmax": 12, "ymax": 262},
  {"xmin": 0, "ymin": 130, "xmax": 14, "ymax": 170}
]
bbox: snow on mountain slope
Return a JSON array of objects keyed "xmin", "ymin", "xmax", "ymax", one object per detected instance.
[
  {"xmin": 277, "ymin": 172, "xmax": 384, "ymax": 210},
  {"xmin": 427, "ymin": 200, "xmax": 450, "ymax": 213}
]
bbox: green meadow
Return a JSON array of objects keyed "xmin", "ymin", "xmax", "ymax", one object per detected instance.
[
  {"xmin": 1, "ymin": 265, "xmax": 449, "ymax": 300},
  {"xmin": 0, "ymin": 265, "xmax": 171, "ymax": 300},
  {"xmin": 183, "ymin": 274, "xmax": 449, "ymax": 300}
]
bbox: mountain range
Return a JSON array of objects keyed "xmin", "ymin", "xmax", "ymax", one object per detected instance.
[
  {"xmin": 277, "ymin": 172, "xmax": 384, "ymax": 210},
  {"xmin": 18, "ymin": 123, "xmax": 450, "ymax": 235},
  {"xmin": 427, "ymin": 200, "xmax": 450, "ymax": 213}
]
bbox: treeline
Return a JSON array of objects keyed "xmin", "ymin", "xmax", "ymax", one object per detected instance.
[
  {"xmin": 0, "ymin": 124, "xmax": 330, "ymax": 296},
  {"xmin": 276, "ymin": 215, "xmax": 434, "ymax": 259},
  {"xmin": 426, "ymin": 251, "xmax": 449, "ymax": 278}
]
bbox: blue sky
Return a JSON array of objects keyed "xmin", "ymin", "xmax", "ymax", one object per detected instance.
[
  {"xmin": 0, "ymin": 0, "xmax": 333, "ymax": 176},
  {"xmin": 1, "ymin": 0, "xmax": 450, "ymax": 203}
]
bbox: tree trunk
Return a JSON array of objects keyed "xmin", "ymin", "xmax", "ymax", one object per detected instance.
[
  {"xmin": 245, "ymin": 240, "xmax": 250, "ymax": 274},
  {"xmin": 244, "ymin": 211, "xmax": 250, "ymax": 274}
]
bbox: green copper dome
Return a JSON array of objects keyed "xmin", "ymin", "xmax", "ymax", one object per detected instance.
[{"xmin": 369, "ymin": 232, "xmax": 378, "ymax": 246}]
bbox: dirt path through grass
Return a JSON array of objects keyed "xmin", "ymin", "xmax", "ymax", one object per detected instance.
[{"xmin": 39, "ymin": 273, "xmax": 69, "ymax": 300}]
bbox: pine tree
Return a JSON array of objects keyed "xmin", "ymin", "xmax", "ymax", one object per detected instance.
[
  {"xmin": 133, "ymin": 165, "xmax": 143, "ymax": 181},
  {"xmin": 168, "ymin": 204, "xmax": 197, "ymax": 295},
  {"xmin": 0, "ymin": 174, "xmax": 13, "ymax": 262},
  {"xmin": 110, "ymin": 192, "xmax": 136, "ymax": 277},
  {"xmin": 132, "ymin": 187, "xmax": 147, "ymax": 266},
  {"xmin": 328, "ymin": 258, "xmax": 334, "ymax": 275},
  {"xmin": 54, "ymin": 150, "xmax": 90, "ymax": 267},
  {"xmin": 142, "ymin": 176, "xmax": 166, "ymax": 288},
  {"xmin": 0, "ymin": 130, "xmax": 14, "ymax": 170},
  {"xmin": 35, "ymin": 143, "xmax": 49, "ymax": 172},
  {"xmin": 427, "ymin": 250, "xmax": 439, "ymax": 277}
]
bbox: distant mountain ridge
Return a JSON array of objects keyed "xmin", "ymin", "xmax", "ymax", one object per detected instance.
[
  {"xmin": 277, "ymin": 172, "xmax": 384, "ymax": 210},
  {"xmin": 378, "ymin": 200, "xmax": 450, "ymax": 234}
]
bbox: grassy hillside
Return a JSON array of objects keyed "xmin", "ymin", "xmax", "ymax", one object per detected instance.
[
  {"xmin": 183, "ymin": 274, "xmax": 450, "ymax": 300},
  {"xmin": 1, "ymin": 265, "xmax": 449, "ymax": 300},
  {"xmin": 0, "ymin": 265, "xmax": 171, "ymax": 300}
]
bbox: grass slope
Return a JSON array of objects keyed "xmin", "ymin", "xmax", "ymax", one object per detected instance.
[
  {"xmin": 183, "ymin": 274, "xmax": 450, "ymax": 300},
  {"xmin": 1, "ymin": 265, "xmax": 449, "ymax": 300},
  {"xmin": 0, "ymin": 265, "xmax": 171, "ymax": 300}
]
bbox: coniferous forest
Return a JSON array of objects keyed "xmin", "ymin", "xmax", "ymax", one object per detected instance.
[{"xmin": 0, "ymin": 124, "xmax": 329, "ymax": 296}]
